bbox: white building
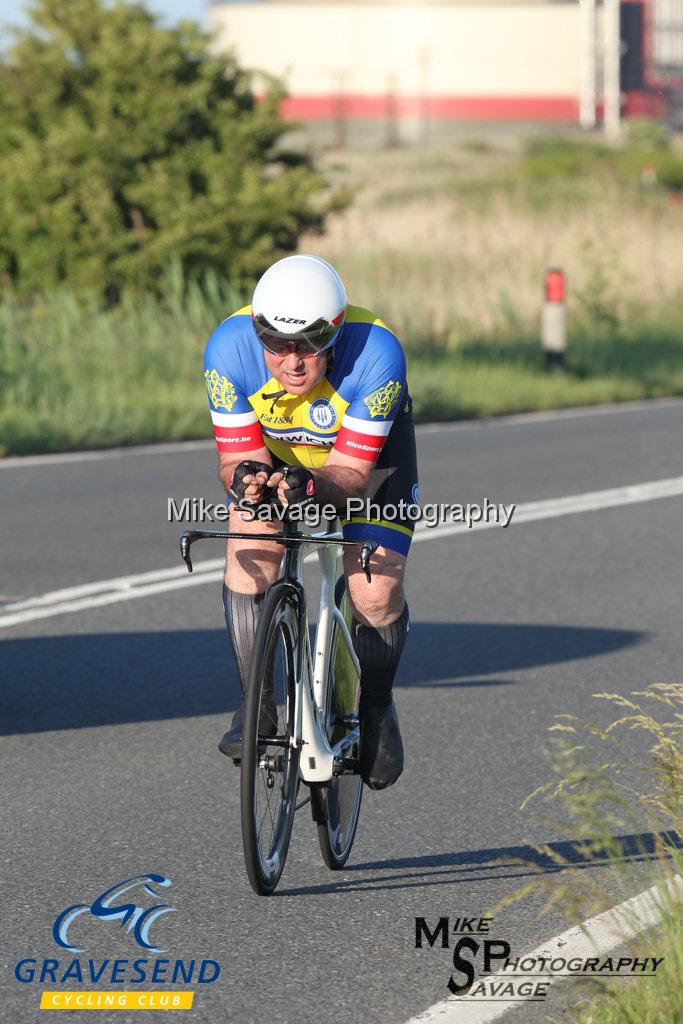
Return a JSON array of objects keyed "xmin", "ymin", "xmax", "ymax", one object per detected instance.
[{"xmin": 208, "ymin": 0, "xmax": 681, "ymax": 131}]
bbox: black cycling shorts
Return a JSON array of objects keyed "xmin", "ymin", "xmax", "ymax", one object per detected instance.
[{"xmin": 339, "ymin": 395, "xmax": 418, "ymax": 557}]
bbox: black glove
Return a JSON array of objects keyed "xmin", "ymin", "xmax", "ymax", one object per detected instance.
[
  {"xmin": 229, "ymin": 460, "xmax": 274, "ymax": 506},
  {"xmin": 279, "ymin": 465, "xmax": 316, "ymax": 508}
]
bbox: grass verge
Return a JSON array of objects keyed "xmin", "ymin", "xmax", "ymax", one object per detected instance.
[
  {"xmin": 575, "ymin": 903, "xmax": 683, "ymax": 1023},
  {"xmin": 507, "ymin": 684, "xmax": 683, "ymax": 1023},
  {"xmin": 2, "ymin": 284, "xmax": 682, "ymax": 456}
]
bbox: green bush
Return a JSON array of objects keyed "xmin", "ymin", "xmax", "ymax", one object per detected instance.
[
  {"xmin": 625, "ymin": 117, "xmax": 672, "ymax": 151},
  {"xmin": 616, "ymin": 148, "xmax": 683, "ymax": 192},
  {"xmin": 648, "ymin": 151, "xmax": 683, "ymax": 192},
  {"xmin": 518, "ymin": 128, "xmax": 683, "ymax": 193},
  {"xmin": 521, "ymin": 137, "xmax": 614, "ymax": 183},
  {"xmin": 0, "ymin": 0, "xmax": 334, "ymax": 299}
]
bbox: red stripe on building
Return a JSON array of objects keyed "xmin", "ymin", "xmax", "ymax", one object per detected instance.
[
  {"xmin": 335, "ymin": 426, "xmax": 386, "ymax": 461},
  {"xmin": 279, "ymin": 94, "xmax": 580, "ymax": 122}
]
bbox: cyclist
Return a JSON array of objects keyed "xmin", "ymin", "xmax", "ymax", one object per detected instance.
[{"xmin": 203, "ymin": 254, "xmax": 418, "ymax": 790}]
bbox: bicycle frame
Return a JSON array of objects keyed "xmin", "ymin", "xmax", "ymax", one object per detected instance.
[
  {"xmin": 180, "ymin": 517, "xmax": 375, "ymax": 784},
  {"xmin": 283, "ymin": 524, "xmax": 362, "ymax": 783}
]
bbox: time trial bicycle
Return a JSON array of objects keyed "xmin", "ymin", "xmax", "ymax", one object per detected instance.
[{"xmin": 180, "ymin": 514, "xmax": 377, "ymax": 895}]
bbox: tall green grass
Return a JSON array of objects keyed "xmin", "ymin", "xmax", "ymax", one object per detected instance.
[
  {"xmin": 577, "ymin": 906, "xmax": 683, "ymax": 1024},
  {"xmin": 0, "ymin": 267, "xmax": 242, "ymax": 456},
  {"xmin": 408, "ymin": 309, "xmax": 683, "ymax": 422},
  {"xmin": 506, "ymin": 685, "xmax": 683, "ymax": 1023},
  {"xmin": 2, "ymin": 276, "xmax": 683, "ymax": 455}
]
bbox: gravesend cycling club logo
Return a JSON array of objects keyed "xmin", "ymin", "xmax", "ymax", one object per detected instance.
[
  {"xmin": 14, "ymin": 872, "xmax": 221, "ymax": 1012},
  {"xmin": 53, "ymin": 873, "xmax": 174, "ymax": 953},
  {"xmin": 309, "ymin": 398, "xmax": 337, "ymax": 430}
]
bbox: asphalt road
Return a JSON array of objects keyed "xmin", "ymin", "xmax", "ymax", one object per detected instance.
[{"xmin": 1, "ymin": 398, "xmax": 682, "ymax": 1024}]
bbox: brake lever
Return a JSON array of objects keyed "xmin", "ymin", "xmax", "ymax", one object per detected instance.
[
  {"xmin": 359, "ymin": 541, "xmax": 378, "ymax": 582},
  {"xmin": 180, "ymin": 531, "xmax": 194, "ymax": 573},
  {"xmin": 180, "ymin": 528, "xmax": 231, "ymax": 573}
]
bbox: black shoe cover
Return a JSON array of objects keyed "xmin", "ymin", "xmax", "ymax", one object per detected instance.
[
  {"xmin": 218, "ymin": 702, "xmax": 245, "ymax": 759},
  {"xmin": 359, "ymin": 702, "xmax": 404, "ymax": 790},
  {"xmin": 218, "ymin": 697, "xmax": 277, "ymax": 760}
]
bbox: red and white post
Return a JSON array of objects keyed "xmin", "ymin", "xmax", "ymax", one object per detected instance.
[{"xmin": 542, "ymin": 268, "xmax": 567, "ymax": 370}]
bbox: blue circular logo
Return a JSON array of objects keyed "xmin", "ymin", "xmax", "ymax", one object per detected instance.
[
  {"xmin": 309, "ymin": 398, "xmax": 337, "ymax": 430},
  {"xmin": 411, "ymin": 483, "xmax": 420, "ymax": 504}
]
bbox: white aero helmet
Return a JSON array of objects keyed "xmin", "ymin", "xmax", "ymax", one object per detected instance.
[{"xmin": 251, "ymin": 254, "xmax": 348, "ymax": 356}]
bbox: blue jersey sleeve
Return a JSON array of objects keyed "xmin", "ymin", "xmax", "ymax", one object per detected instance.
[
  {"xmin": 203, "ymin": 316, "xmax": 264, "ymax": 455},
  {"xmin": 334, "ymin": 322, "xmax": 407, "ymax": 461}
]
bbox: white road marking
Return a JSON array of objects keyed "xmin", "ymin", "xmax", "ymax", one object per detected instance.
[
  {"xmin": 0, "ymin": 439, "xmax": 214, "ymax": 468},
  {"xmin": 4, "ymin": 561, "xmax": 223, "ymax": 611},
  {"xmin": 404, "ymin": 875, "xmax": 683, "ymax": 1024},
  {"xmin": 0, "ymin": 571, "xmax": 224, "ymax": 628},
  {"xmin": 1, "ymin": 397, "xmax": 681, "ymax": 468},
  {"xmin": 411, "ymin": 475, "xmax": 683, "ymax": 542},
  {"xmin": 1, "ymin": 475, "xmax": 682, "ymax": 630},
  {"xmin": 417, "ymin": 395, "xmax": 683, "ymax": 434},
  {"xmin": 0, "ymin": 559, "xmax": 225, "ymax": 628}
]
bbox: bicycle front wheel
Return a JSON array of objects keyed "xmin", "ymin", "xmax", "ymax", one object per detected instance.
[
  {"xmin": 312, "ymin": 576, "xmax": 363, "ymax": 870},
  {"xmin": 240, "ymin": 581, "xmax": 301, "ymax": 895}
]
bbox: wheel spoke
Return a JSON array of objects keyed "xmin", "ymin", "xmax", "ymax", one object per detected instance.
[{"xmin": 257, "ymin": 785, "xmax": 274, "ymax": 838}]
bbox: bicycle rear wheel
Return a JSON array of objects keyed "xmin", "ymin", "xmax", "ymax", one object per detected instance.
[
  {"xmin": 240, "ymin": 581, "xmax": 301, "ymax": 895},
  {"xmin": 312, "ymin": 577, "xmax": 363, "ymax": 870}
]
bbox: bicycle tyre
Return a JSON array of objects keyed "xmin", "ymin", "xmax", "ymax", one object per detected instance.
[
  {"xmin": 240, "ymin": 581, "xmax": 301, "ymax": 895},
  {"xmin": 312, "ymin": 576, "xmax": 363, "ymax": 870}
]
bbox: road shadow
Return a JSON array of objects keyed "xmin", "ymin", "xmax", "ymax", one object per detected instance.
[
  {"xmin": 278, "ymin": 830, "xmax": 682, "ymax": 897},
  {"xmin": 0, "ymin": 621, "xmax": 646, "ymax": 735},
  {"xmin": 398, "ymin": 622, "xmax": 646, "ymax": 687}
]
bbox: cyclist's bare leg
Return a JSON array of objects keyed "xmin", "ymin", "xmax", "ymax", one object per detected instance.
[
  {"xmin": 342, "ymin": 546, "xmax": 406, "ymax": 627},
  {"xmin": 342, "ymin": 545, "xmax": 408, "ymax": 789},
  {"xmin": 225, "ymin": 506, "xmax": 283, "ymax": 592}
]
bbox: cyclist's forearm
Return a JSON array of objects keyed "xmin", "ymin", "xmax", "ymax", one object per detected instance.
[{"xmin": 313, "ymin": 466, "xmax": 369, "ymax": 509}]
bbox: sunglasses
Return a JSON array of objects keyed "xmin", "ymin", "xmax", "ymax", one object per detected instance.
[{"xmin": 252, "ymin": 313, "xmax": 342, "ymax": 357}]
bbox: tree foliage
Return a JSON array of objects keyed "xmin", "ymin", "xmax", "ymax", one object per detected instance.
[{"xmin": 0, "ymin": 0, "xmax": 331, "ymax": 298}]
